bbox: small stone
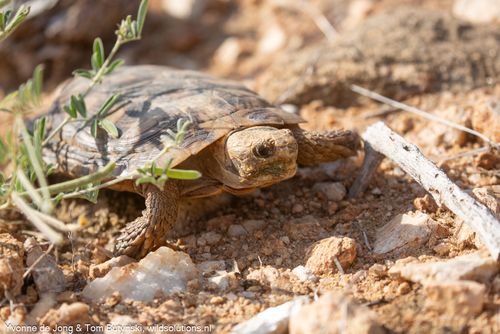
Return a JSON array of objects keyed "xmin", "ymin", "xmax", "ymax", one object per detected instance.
[
  {"xmin": 247, "ymin": 266, "xmax": 281, "ymax": 287},
  {"xmin": 397, "ymin": 282, "xmax": 411, "ymax": 295},
  {"xmin": 198, "ymin": 260, "xmax": 226, "ymax": 273},
  {"xmin": 213, "ymin": 37, "xmax": 242, "ymax": 69},
  {"xmin": 258, "ymin": 23, "xmax": 286, "ymax": 55},
  {"xmin": 161, "ymin": 0, "xmax": 207, "ymax": 19},
  {"xmin": 25, "ymin": 238, "xmax": 66, "ymax": 294},
  {"xmin": 210, "ymin": 296, "xmax": 225, "ymax": 305},
  {"xmin": 368, "ymin": 264, "xmax": 387, "ymax": 278},
  {"xmin": 231, "ymin": 297, "xmax": 307, "ymax": 334},
  {"xmin": 82, "ymin": 247, "xmax": 198, "ymax": 302},
  {"xmin": 284, "ymin": 215, "xmax": 325, "ymax": 240},
  {"xmin": 292, "ymin": 265, "xmax": 318, "ymax": 283},
  {"xmin": 432, "ymin": 242, "xmax": 453, "ymax": 256},
  {"xmin": 413, "ymin": 195, "xmax": 438, "ymax": 213},
  {"xmin": 388, "ymin": 252, "xmax": 499, "ymax": 284},
  {"xmin": 105, "ymin": 315, "xmax": 143, "ymax": 334},
  {"xmin": 228, "ymin": 224, "xmax": 248, "ymax": 237},
  {"xmin": 312, "ymin": 182, "xmax": 347, "ymax": 201},
  {"xmin": 242, "ymin": 219, "xmax": 266, "ymax": 232},
  {"xmin": 305, "ymin": 237, "xmax": 357, "ymax": 275},
  {"xmin": 89, "ymin": 255, "xmax": 135, "ymax": 279},
  {"xmin": 0, "ymin": 233, "xmax": 24, "ymax": 298},
  {"xmin": 40, "ymin": 302, "xmax": 93, "ymax": 328},
  {"xmin": 453, "ymin": 0, "xmax": 500, "ymax": 24},
  {"xmin": 289, "ymin": 292, "xmax": 384, "ymax": 334},
  {"xmin": 207, "ymin": 271, "xmax": 238, "ymax": 292},
  {"xmin": 373, "ymin": 211, "xmax": 437, "ymax": 255},
  {"xmin": 424, "ymin": 281, "xmax": 486, "ymax": 318},
  {"xmin": 199, "ymin": 231, "xmax": 222, "ymax": 246},
  {"xmin": 292, "ymin": 204, "xmax": 304, "ymax": 214}
]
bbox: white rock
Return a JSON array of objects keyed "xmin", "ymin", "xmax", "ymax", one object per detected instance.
[
  {"xmin": 228, "ymin": 224, "xmax": 248, "ymax": 237},
  {"xmin": 291, "ymin": 266, "xmax": 317, "ymax": 283},
  {"xmin": 389, "ymin": 252, "xmax": 499, "ymax": 284},
  {"xmin": 289, "ymin": 292, "xmax": 384, "ymax": 334},
  {"xmin": 198, "ymin": 260, "xmax": 226, "ymax": 273},
  {"xmin": 258, "ymin": 23, "xmax": 286, "ymax": 55},
  {"xmin": 82, "ymin": 247, "xmax": 198, "ymax": 302},
  {"xmin": 207, "ymin": 271, "xmax": 238, "ymax": 292},
  {"xmin": 231, "ymin": 297, "xmax": 307, "ymax": 334},
  {"xmin": 243, "ymin": 219, "xmax": 266, "ymax": 232},
  {"xmin": 453, "ymin": 0, "xmax": 500, "ymax": 24},
  {"xmin": 105, "ymin": 315, "xmax": 144, "ymax": 334},
  {"xmin": 161, "ymin": 0, "xmax": 207, "ymax": 19},
  {"xmin": 373, "ymin": 212, "xmax": 437, "ymax": 254},
  {"xmin": 213, "ymin": 37, "xmax": 242, "ymax": 68},
  {"xmin": 312, "ymin": 182, "xmax": 346, "ymax": 201},
  {"xmin": 423, "ymin": 280, "xmax": 486, "ymax": 318}
]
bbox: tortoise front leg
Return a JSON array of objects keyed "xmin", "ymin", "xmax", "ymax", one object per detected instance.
[
  {"xmin": 113, "ymin": 182, "xmax": 179, "ymax": 258},
  {"xmin": 292, "ymin": 127, "xmax": 360, "ymax": 166}
]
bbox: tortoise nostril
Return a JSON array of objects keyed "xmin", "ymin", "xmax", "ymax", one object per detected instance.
[{"xmin": 253, "ymin": 140, "xmax": 275, "ymax": 158}]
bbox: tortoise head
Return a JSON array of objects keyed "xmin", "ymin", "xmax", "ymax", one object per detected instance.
[{"xmin": 210, "ymin": 126, "xmax": 298, "ymax": 193}]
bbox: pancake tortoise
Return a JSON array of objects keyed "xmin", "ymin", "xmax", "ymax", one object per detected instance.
[{"xmin": 43, "ymin": 65, "xmax": 360, "ymax": 258}]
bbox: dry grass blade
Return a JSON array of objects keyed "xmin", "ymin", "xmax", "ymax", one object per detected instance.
[{"xmin": 351, "ymin": 84, "xmax": 499, "ymax": 148}]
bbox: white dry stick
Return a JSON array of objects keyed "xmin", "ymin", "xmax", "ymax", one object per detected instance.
[{"xmin": 361, "ymin": 122, "xmax": 500, "ymax": 260}]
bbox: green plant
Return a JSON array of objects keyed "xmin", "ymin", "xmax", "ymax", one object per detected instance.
[{"xmin": 0, "ymin": 0, "xmax": 200, "ymax": 244}]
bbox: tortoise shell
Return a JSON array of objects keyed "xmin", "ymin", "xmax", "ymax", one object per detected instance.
[{"xmin": 43, "ymin": 65, "xmax": 303, "ymax": 178}]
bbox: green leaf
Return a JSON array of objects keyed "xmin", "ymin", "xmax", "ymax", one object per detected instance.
[
  {"xmin": 98, "ymin": 119, "xmax": 119, "ymax": 138},
  {"xmin": 137, "ymin": 0, "xmax": 148, "ymax": 37},
  {"xmin": 71, "ymin": 94, "xmax": 86, "ymax": 117},
  {"xmin": 90, "ymin": 119, "xmax": 98, "ymax": 138},
  {"xmin": 91, "ymin": 52, "xmax": 99, "ymax": 72},
  {"xmin": 63, "ymin": 104, "xmax": 77, "ymax": 118},
  {"xmin": 96, "ymin": 93, "xmax": 121, "ymax": 117},
  {"xmin": 82, "ymin": 188, "xmax": 99, "ymax": 203},
  {"xmin": 72, "ymin": 69, "xmax": 93, "ymax": 79},
  {"xmin": 135, "ymin": 176, "xmax": 155, "ymax": 185},
  {"xmin": 105, "ymin": 58, "xmax": 124, "ymax": 75},
  {"xmin": 166, "ymin": 168, "xmax": 201, "ymax": 180},
  {"xmin": 0, "ymin": 137, "xmax": 7, "ymax": 164},
  {"xmin": 33, "ymin": 64, "xmax": 43, "ymax": 99},
  {"xmin": 92, "ymin": 37, "xmax": 105, "ymax": 69}
]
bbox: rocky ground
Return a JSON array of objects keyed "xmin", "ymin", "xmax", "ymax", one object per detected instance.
[{"xmin": 1, "ymin": 0, "xmax": 499, "ymax": 333}]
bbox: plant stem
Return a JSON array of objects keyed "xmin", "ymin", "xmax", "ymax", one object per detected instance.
[
  {"xmin": 43, "ymin": 37, "xmax": 126, "ymax": 146},
  {"xmin": 20, "ymin": 162, "xmax": 116, "ymax": 198}
]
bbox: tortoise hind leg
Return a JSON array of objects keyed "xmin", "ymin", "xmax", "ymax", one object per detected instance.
[
  {"xmin": 291, "ymin": 127, "xmax": 360, "ymax": 166},
  {"xmin": 113, "ymin": 182, "xmax": 179, "ymax": 258}
]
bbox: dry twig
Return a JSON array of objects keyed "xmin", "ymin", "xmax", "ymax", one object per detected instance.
[{"xmin": 357, "ymin": 121, "xmax": 500, "ymax": 260}]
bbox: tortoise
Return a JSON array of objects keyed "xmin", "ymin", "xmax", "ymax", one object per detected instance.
[{"xmin": 43, "ymin": 65, "xmax": 359, "ymax": 258}]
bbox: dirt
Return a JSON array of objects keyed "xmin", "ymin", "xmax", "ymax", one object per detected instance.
[{"xmin": 1, "ymin": 0, "xmax": 499, "ymax": 333}]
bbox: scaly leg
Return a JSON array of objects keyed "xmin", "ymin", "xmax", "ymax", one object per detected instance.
[
  {"xmin": 113, "ymin": 182, "xmax": 179, "ymax": 258},
  {"xmin": 291, "ymin": 127, "xmax": 360, "ymax": 166}
]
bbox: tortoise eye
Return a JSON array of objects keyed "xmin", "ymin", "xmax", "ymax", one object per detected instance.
[{"xmin": 253, "ymin": 140, "xmax": 275, "ymax": 158}]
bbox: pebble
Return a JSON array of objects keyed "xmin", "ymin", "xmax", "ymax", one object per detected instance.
[
  {"xmin": 207, "ymin": 271, "xmax": 238, "ymax": 292},
  {"xmin": 453, "ymin": 0, "xmax": 500, "ymax": 23},
  {"xmin": 424, "ymin": 280, "xmax": 486, "ymax": 318},
  {"xmin": 82, "ymin": 247, "xmax": 198, "ymax": 302},
  {"xmin": 388, "ymin": 252, "xmax": 499, "ymax": 284},
  {"xmin": 40, "ymin": 302, "xmax": 93, "ymax": 328},
  {"xmin": 289, "ymin": 292, "xmax": 384, "ymax": 334},
  {"xmin": 89, "ymin": 255, "xmax": 135, "ymax": 279},
  {"xmin": 228, "ymin": 224, "xmax": 248, "ymax": 237},
  {"xmin": 291, "ymin": 265, "xmax": 318, "ymax": 283},
  {"xmin": 161, "ymin": 0, "xmax": 207, "ymax": 19},
  {"xmin": 242, "ymin": 219, "xmax": 266, "ymax": 232},
  {"xmin": 198, "ymin": 260, "xmax": 226, "ymax": 273},
  {"xmin": 413, "ymin": 195, "xmax": 438, "ymax": 213},
  {"xmin": 231, "ymin": 297, "xmax": 307, "ymax": 334},
  {"xmin": 292, "ymin": 204, "xmax": 304, "ymax": 214},
  {"xmin": 0, "ymin": 233, "xmax": 24, "ymax": 298},
  {"xmin": 312, "ymin": 182, "xmax": 346, "ymax": 201},
  {"xmin": 305, "ymin": 236, "xmax": 357, "ymax": 275},
  {"xmin": 373, "ymin": 211, "xmax": 437, "ymax": 255},
  {"xmin": 198, "ymin": 231, "xmax": 222, "ymax": 246},
  {"xmin": 258, "ymin": 23, "xmax": 286, "ymax": 55},
  {"xmin": 25, "ymin": 238, "xmax": 66, "ymax": 294}
]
